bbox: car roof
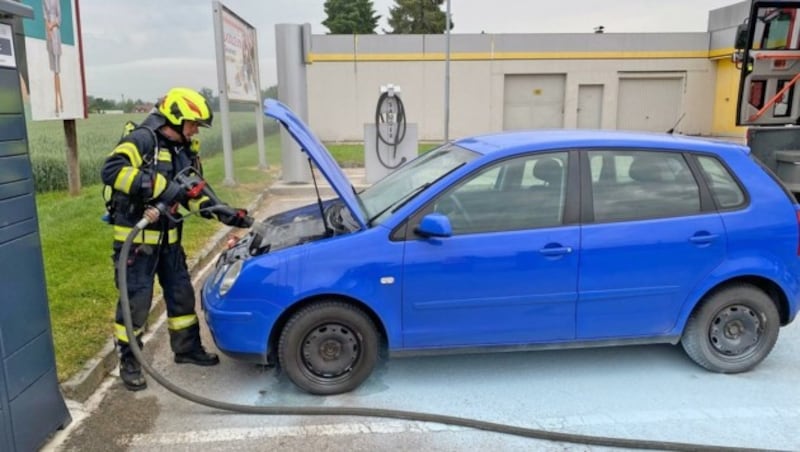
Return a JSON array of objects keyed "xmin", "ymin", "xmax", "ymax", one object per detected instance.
[{"xmin": 454, "ymin": 129, "xmax": 750, "ymax": 158}]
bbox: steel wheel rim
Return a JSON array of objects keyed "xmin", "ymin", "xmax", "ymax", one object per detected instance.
[
  {"xmin": 709, "ymin": 304, "xmax": 763, "ymax": 358},
  {"xmin": 300, "ymin": 322, "xmax": 360, "ymax": 380}
]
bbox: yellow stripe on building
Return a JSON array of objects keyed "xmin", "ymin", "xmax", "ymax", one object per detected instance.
[{"xmin": 309, "ymin": 50, "xmax": 711, "ymax": 63}]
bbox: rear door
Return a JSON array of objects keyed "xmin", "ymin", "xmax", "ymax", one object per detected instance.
[{"xmin": 577, "ymin": 149, "xmax": 726, "ymax": 339}]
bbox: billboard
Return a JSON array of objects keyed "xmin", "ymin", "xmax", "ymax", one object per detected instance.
[
  {"xmin": 219, "ymin": 4, "xmax": 259, "ymax": 103},
  {"xmin": 21, "ymin": 0, "xmax": 86, "ymax": 121}
]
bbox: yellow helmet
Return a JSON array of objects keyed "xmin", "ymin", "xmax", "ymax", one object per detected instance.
[{"xmin": 157, "ymin": 87, "xmax": 213, "ymax": 128}]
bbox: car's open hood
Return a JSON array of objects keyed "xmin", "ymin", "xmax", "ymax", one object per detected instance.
[{"xmin": 263, "ymin": 99, "xmax": 367, "ymax": 229}]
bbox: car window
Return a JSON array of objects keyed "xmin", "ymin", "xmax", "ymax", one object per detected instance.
[
  {"xmin": 359, "ymin": 144, "xmax": 478, "ymax": 225},
  {"xmin": 589, "ymin": 150, "xmax": 700, "ymax": 222},
  {"xmin": 696, "ymin": 156, "xmax": 746, "ymax": 209},
  {"xmin": 431, "ymin": 152, "xmax": 568, "ymax": 234}
]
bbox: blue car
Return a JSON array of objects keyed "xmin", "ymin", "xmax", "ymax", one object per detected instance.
[{"xmin": 202, "ymin": 99, "xmax": 800, "ymax": 395}]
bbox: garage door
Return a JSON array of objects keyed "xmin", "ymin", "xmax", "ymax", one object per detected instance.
[
  {"xmin": 617, "ymin": 77, "xmax": 684, "ymax": 132},
  {"xmin": 503, "ymin": 74, "xmax": 565, "ymax": 130}
]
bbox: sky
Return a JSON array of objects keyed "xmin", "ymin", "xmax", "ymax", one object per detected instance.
[{"xmin": 77, "ymin": 0, "xmax": 742, "ymax": 102}]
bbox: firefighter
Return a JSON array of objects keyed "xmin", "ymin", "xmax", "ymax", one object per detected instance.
[{"xmin": 101, "ymin": 87, "xmax": 250, "ymax": 391}]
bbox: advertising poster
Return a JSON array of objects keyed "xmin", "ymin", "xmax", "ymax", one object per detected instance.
[
  {"xmin": 21, "ymin": 0, "xmax": 86, "ymax": 120},
  {"xmin": 221, "ymin": 6, "xmax": 259, "ymax": 103}
]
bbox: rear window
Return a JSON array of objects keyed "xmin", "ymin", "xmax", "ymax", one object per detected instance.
[
  {"xmin": 749, "ymin": 155, "xmax": 797, "ymax": 203},
  {"xmin": 696, "ymin": 156, "xmax": 747, "ymax": 208}
]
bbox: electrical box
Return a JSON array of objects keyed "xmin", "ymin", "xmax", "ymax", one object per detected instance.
[{"xmin": 0, "ymin": 2, "xmax": 71, "ymax": 450}]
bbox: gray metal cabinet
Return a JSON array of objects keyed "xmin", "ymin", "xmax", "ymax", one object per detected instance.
[{"xmin": 0, "ymin": 3, "xmax": 71, "ymax": 450}]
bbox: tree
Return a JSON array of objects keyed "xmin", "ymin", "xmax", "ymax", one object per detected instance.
[
  {"xmin": 386, "ymin": 0, "xmax": 453, "ymax": 34},
  {"xmin": 261, "ymin": 85, "xmax": 278, "ymax": 101},
  {"xmin": 87, "ymin": 96, "xmax": 116, "ymax": 113},
  {"xmin": 322, "ymin": 0, "xmax": 380, "ymax": 34},
  {"xmin": 198, "ymin": 87, "xmax": 220, "ymax": 111}
]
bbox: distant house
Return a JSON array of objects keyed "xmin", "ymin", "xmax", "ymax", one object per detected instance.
[{"xmin": 133, "ymin": 102, "xmax": 154, "ymax": 113}]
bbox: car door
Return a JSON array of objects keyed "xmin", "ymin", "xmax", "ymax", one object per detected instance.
[
  {"xmin": 577, "ymin": 149, "xmax": 726, "ymax": 339},
  {"xmin": 400, "ymin": 151, "xmax": 580, "ymax": 349}
]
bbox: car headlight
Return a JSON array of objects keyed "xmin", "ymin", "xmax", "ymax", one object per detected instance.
[{"xmin": 219, "ymin": 259, "xmax": 244, "ymax": 296}]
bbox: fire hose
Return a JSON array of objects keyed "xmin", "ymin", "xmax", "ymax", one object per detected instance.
[{"xmin": 117, "ymin": 213, "xmax": 766, "ymax": 452}]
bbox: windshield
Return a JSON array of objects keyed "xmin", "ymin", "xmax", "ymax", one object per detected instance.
[{"xmin": 359, "ymin": 144, "xmax": 479, "ymax": 225}]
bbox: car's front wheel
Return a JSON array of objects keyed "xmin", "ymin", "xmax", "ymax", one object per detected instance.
[
  {"xmin": 681, "ymin": 284, "xmax": 780, "ymax": 373},
  {"xmin": 278, "ymin": 301, "xmax": 379, "ymax": 395}
]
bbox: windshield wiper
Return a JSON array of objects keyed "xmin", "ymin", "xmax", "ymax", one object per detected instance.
[
  {"xmin": 367, "ymin": 183, "xmax": 430, "ymax": 226},
  {"xmin": 366, "ymin": 162, "xmax": 466, "ymax": 226}
]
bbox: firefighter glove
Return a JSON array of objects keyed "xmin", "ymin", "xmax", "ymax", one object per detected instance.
[
  {"xmin": 216, "ymin": 206, "xmax": 253, "ymax": 229},
  {"xmin": 198, "ymin": 200, "xmax": 215, "ymax": 219}
]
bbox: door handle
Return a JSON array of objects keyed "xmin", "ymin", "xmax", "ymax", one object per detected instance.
[
  {"xmin": 539, "ymin": 246, "xmax": 573, "ymax": 256},
  {"xmin": 689, "ymin": 233, "xmax": 719, "ymax": 244}
]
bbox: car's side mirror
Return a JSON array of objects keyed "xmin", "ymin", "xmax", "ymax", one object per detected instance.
[
  {"xmin": 735, "ymin": 22, "xmax": 749, "ymax": 51},
  {"xmin": 415, "ymin": 213, "xmax": 452, "ymax": 238},
  {"xmin": 733, "ymin": 22, "xmax": 749, "ymax": 69}
]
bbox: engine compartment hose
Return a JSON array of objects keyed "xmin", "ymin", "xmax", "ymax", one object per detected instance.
[
  {"xmin": 118, "ymin": 220, "xmax": 766, "ymax": 452},
  {"xmin": 374, "ymin": 91, "xmax": 407, "ymax": 170}
]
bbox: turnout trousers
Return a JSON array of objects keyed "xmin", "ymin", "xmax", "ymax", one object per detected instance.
[{"xmin": 112, "ymin": 241, "xmax": 202, "ymax": 359}]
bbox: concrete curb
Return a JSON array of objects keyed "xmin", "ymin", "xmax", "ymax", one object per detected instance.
[{"xmin": 60, "ymin": 190, "xmax": 270, "ymax": 403}]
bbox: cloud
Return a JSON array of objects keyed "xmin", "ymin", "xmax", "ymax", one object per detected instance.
[{"xmin": 87, "ymin": 57, "xmax": 215, "ymax": 100}]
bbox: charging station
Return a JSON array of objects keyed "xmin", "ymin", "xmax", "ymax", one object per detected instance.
[
  {"xmin": 0, "ymin": 2, "xmax": 71, "ymax": 450},
  {"xmin": 364, "ymin": 84, "xmax": 418, "ymax": 183}
]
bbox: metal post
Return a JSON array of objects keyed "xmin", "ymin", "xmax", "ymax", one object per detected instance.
[
  {"xmin": 212, "ymin": 1, "xmax": 236, "ymax": 186},
  {"xmin": 252, "ymin": 27, "xmax": 267, "ymax": 169},
  {"xmin": 444, "ymin": 0, "xmax": 451, "ymax": 143},
  {"xmin": 63, "ymin": 119, "xmax": 80, "ymax": 195},
  {"xmin": 275, "ymin": 23, "xmax": 311, "ymax": 183}
]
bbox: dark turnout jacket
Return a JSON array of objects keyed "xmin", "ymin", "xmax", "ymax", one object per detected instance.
[{"xmin": 100, "ymin": 113, "xmax": 210, "ymax": 245}]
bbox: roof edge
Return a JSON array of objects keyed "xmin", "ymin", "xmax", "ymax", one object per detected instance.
[{"xmin": 0, "ymin": 0, "xmax": 33, "ymax": 19}]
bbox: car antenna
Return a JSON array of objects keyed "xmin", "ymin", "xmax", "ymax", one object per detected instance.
[{"xmin": 667, "ymin": 112, "xmax": 686, "ymax": 134}]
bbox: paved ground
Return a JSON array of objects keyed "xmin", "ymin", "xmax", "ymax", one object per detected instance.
[{"xmin": 44, "ymin": 167, "xmax": 800, "ymax": 452}]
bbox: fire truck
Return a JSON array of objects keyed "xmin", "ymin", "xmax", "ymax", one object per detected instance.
[{"xmin": 736, "ymin": 0, "xmax": 800, "ymax": 196}]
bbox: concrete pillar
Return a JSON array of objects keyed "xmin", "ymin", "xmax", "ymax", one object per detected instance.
[{"xmin": 275, "ymin": 24, "xmax": 311, "ymax": 183}]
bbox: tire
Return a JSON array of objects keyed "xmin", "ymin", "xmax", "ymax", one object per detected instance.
[
  {"xmin": 278, "ymin": 301, "xmax": 379, "ymax": 395},
  {"xmin": 681, "ymin": 284, "xmax": 780, "ymax": 373}
]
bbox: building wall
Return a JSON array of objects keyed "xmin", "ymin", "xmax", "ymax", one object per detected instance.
[
  {"xmin": 711, "ymin": 58, "xmax": 747, "ymax": 136},
  {"xmin": 303, "ymin": 2, "xmax": 749, "ymax": 142}
]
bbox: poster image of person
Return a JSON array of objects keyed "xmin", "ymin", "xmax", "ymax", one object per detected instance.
[
  {"xmin": 21, "ymin": 0, "xmax": 86, "ymax": 121},
  {"xmin": 44, "ymin": 0, "xmax": 63, "ymax": 115},
  {"xmin": 220, "ymin": 8, "xmax": 259, "ymax": 103},
  {"xmin": 242, "ymin": 31, "xmax": 255, "ymax": 94}
]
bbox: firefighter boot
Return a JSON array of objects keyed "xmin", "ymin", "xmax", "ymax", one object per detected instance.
[
  {"xmin": 174, "ymin": 347, "xmax": 220, "ymax": 366},
  {"xmin": 119, "ymin": 356, "xmax": 147, "ymax": 391}
]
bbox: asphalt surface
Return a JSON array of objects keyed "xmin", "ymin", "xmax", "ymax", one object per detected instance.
[{"xmin": 44, "ymin": 169, "xmax": 800, "ymax": 452}]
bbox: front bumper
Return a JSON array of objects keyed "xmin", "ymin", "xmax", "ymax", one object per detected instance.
[{"xmin": 201, "ymin": 277, "xmax": 272, "ymax": 363}]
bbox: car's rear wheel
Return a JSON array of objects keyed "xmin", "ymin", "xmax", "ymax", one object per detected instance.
[
  {"xmin": 278, "ymin": 301, "xmax": 378, "ymax": 395},
  {"xmin": 681, "ymin": 284, "xmax": 779, "ymax": 373}
]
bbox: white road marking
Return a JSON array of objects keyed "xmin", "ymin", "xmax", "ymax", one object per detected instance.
[
  {"xmin": 118, "ymin": 405, "xmax": 800, "ymax": 447},
  {"xmin": 120, "ymin": 421, "xmax": 465, "ymax": 446}
]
